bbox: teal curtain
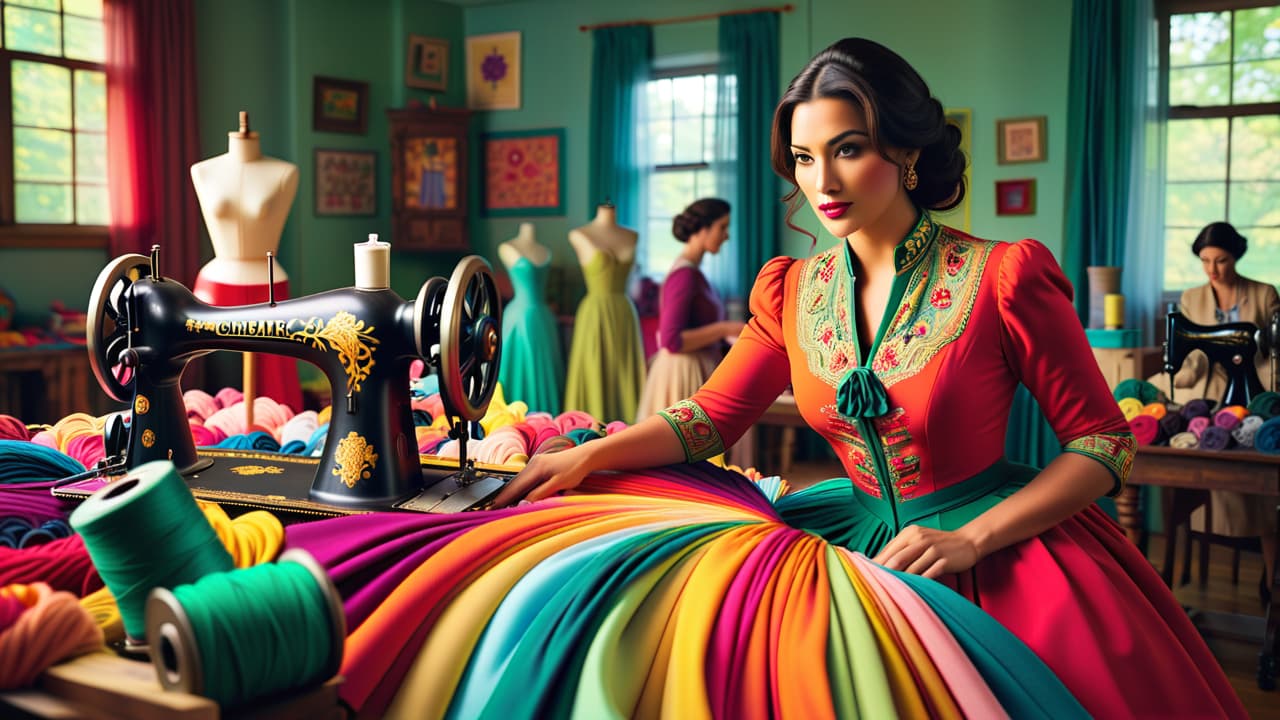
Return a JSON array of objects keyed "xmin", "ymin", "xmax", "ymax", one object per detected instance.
[
  {"xmin": 708, "ymin": 12, "xmax": 779, "ymax": 301},
  {"xmin": 1008, "ymin": 0, "xmax": 1160, "ymax": 479},
  {"xmin": 588, "ymin": 26, "xmax": 652, "ymax": 229}
]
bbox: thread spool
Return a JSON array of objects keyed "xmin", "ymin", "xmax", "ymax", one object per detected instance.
[
  {"xmin": 1103, "ymin": 293, "xmax": 1125, "ymax": 330},
  {"xmin": 145, "ymin": 549, "xmax": 345, "ymax": 707},
  {"xmin": 69, "ymin": 460, "xmax": 234, "ymax": 647},
  {"xmin": 354, "ymin": 233, "xmax": 390, "ymax": 290}
]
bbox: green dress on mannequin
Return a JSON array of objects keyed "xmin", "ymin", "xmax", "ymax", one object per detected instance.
[
  {"xmin": 564, "ymin": 248, "xmax": 646, "ymax": 422},
  {"xmin": 498, "ymin": 255, "xmax": 564, "ymax": 414}
]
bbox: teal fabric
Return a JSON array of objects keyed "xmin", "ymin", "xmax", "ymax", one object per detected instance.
[
  {"xmin": 1004, "ymin": 385, "xmax": 1061, "ymax": 469},
  {"xmin": 1063, "ymin": 0, "xmax": 1149, "ymax": 323},
  {"xmin": 588, "ymin": 27, "xmax": 651, "ymax": 229},
  {"xmin": 709, "ymin": 12, "xmax": 779, "ymax": 300}
]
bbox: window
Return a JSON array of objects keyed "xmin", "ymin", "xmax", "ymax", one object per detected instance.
[
  {"xmin": 0, "ymin": 0, "xmax": 108, "ymax": 245},
  {"xmin": 1162, "ymin": 2, "xmax": 1280, "ymax": 291},
  {"xmin": 642, "ymin": 70, "xmax": 732, "ymax": 279}
]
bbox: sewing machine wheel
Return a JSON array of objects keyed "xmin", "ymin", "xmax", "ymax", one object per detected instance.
[
  {"xmin": 87, "ymin": 253, "xmax": 152, "ymax": 402},
  {"xmin": 438, "ymin": 256, "xmax": 502, "ymax": 422},
  {"xmin": 412, "ymin": 277, "xmax": 448, "ymax": 360}
]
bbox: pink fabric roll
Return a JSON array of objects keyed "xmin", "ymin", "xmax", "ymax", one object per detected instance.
[
  {"xmin": 63, "ymin": 435, "xmax": 104, "ymax": 469},
  {"xmin": 604, "ymin": 420, "xmax": 629, "ymax": 435},
  {"xmin": 182, "ymin": 389, "xmax": 219, "ymax": 421},
  {"xmin": 1187, "ymin": 415, "xmax": 1211, "ymax": 439},
  {"xmin": 214, "ymin": 387, "xmax": 243, "ymax": 409},
  {"xmin": 1129, "ymin": 414, "xmax": 1161, "ymax": 446},
  {"xmin": 189, "ymin": 422, "xmax": 219, "ymax": 447},
  {"xmin": 1212, "ymin": 409, "xmax": 1241, "ymax": 431}
]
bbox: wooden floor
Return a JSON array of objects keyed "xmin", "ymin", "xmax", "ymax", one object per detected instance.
[{"xmin": 783, "ymin": 461, "xmax": 1278, "ymax": 718}]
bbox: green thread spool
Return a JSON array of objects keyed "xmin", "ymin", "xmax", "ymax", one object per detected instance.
[
  {"xmin": 145, "ymin": 549, "xmax": 346, "ymax": 708},
  {"xmin": 69, "ymin": 459, "xmax": 234, "ymax": 643}
]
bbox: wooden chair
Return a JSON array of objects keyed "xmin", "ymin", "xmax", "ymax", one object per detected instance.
[{"xmin": 1161, "ymin": 487, "xmax": 1253, "ymax": 587}]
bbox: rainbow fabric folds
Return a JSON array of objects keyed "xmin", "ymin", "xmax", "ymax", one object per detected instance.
[{"xmin": 285, "ymin": 463, "xmax": 1085, "ymax": 719}]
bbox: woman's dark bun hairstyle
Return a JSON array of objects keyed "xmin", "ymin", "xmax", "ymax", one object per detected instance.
[
  {"xmin": 1191, "ymin": 221, "xmax": 1247, "ymax": 260},
  {"xmin": 672, "ymin": 197, "xmax": 731, "ymax": 242}
]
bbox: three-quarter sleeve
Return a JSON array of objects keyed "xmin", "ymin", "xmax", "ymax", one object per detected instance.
[
  {"xmin": 997, "ymin": 240, "xmax": 1135, "ymax": 494},
  {"xmin": 658, "ymin": 257, "xmax": 795, "ymax": 461},
  {"xmin": 657, "ymin": 267, "xmax": 698, "ymax": 353}
]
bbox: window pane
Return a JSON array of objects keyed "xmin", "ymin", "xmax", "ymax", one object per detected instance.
[
  {"xmin": 1164, "ymin": 227, "xmax": 1205, "ymax": 291},
  {"xmin": 1233, "ymin": 6, "xmax": 1280, "ymax": 62},
  {"xmin": 13, "ymin": 60, "xmax": 71, "ymax": 129},
  {"xmin": 1169, "ymin": 65, "xmax": 1231, "ymax": 106},
  {"xmin": 646, "ymin": 78, "xmax": 671, "ymax": 122},
  {"xmin": 76, "ymin": 184, "xmax": 108, "ymax": 225},
  {"xmin": 650, "ymin": 117, "xmax": 673, "ymax": 165},
  {"xmin": 74, "ymin": 69, "xmax": 105, "ymax": 130},
  {"xmin": 694, "ymin": 168, "xmax": 716, "ymax": 199},
  {"xmin": 63, "ymin": 14, "xmax": 103, "ymax": 62},
  {"xmin": 4, "ymin": 6, "xmax": 61, "ymax": 56},
  {"xmin": 1231, "ymin": 115, "xmax": 1280, "ymax": 181},
  {"xmin": 15, "ymin": 182, "xmax": 72, "ymax": 223},
  {"xmin": 1166, "ymin": 182, "xmax": 1226, "ymax": 226},
  {"xmin": 1166, "ymin": 118, "xmax": 1227, "ymax": 180},
  {"xmin": 63, "ymin": 0, "xmax": 103, "ymax": 18},
  {"xmin": 703, "ymin": 112, "xmax": 718, "ymax": 164},
  {"xmin": 1233, "ymin": 59, "xmax": 1280, "ymax": 103},
  {"xmin": 75, "ymin": 131, "xmax": 104, "ymax": 181},
  {"xmin": 671, "ymin": 75, "xmax": 704, "ymax": 117},
  {"xmin": 14, "ymin": 127, "xmax": 72, "ymax": 182},
  {"xmin": 672, "ymin": 116, "xmax": 702, "ymax": 165},
  {"xmin": 650, "ymin": 170, "xmax": 694, "ymax": 219},
  {"xmin": 1229, "ymin": 181, "xmax": 1280, "ymax": 227},
  {"xmin": 1240, "ymin": 228, "xmax": 1280, "ymax": 282},
  {"xmin": 7, "ymin": 0, "xmax": 60, "ymax": 11},
  {"xmin": 1170, "ymin": 12, "xmax": 1231, "ymax": 67}
]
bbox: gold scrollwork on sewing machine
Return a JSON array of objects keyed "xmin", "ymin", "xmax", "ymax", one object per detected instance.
[
  {"xmin": 134, "ymin": 394, "xmax": 150, "ymax": 415},
  {"xmin": 184, "ymin": 311, "xmax": 379, "ymax": 394},
  {"xmin": 333, "ymin": 431, "xmax": 378, "ymax": 489},
  {"xmin": 229, "ymin": 465, "xmax": 285, "ymax": 476},
  {"xmin": 141, "ymin": 429, "xmax": 155, "ymax": 448}
]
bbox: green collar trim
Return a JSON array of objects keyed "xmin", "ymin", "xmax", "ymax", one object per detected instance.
[{"xmin": 841, "ymin": 210, "xmax": 939, "ymax": 278}]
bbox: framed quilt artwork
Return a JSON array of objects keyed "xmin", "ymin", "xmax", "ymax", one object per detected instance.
[
  {"xmin": 466, "ymin": 31, "xmax": 521, "ymax": 110},
  {"xmin": 482, "ymin": 129, "xmax": 565, "ymax": 216},
  {"xmin": 388, "ymin": 107, "xmax": 472, "ymax": 251},
  {"xmin": 313, "ymin": 76, "xmax": 369, "ymax": 134},
  {"xmin": 315, "ymin": 149, "xmax": 376, "ymax": 216},
  {"xmin": 996, "ymin": 116, "xmax": 1047, "ymax": 164}
]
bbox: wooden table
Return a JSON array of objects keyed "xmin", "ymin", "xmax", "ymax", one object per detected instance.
[
  {"xmin": 748, "ymin": 394, "xmax": 807, "ymax": 476},
  {"xmin": 0, "ymin": 346, "xmax": 93, "ymax": 423},
  {"xmin": 1116, "ymin": 445, "xmax": 1279, "ymax": 689}
]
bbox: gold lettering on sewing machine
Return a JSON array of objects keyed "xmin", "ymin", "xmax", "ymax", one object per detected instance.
[
  {"xmin": 333, "ymin": 431, "xmax": 378, "ymax": 489},
  {"xmin": 185, "ymin": 311, "xmax": 379, "ymax": 393},
  {"xmin": 229, "ymin": 465, "xmax": 285, "ymax": 476}
]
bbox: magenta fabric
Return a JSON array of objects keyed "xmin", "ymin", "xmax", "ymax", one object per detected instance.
[
  {"xmin": 0, "ymin": 416, "xmax": 28, "ymax": 441},
  {"xmin": 0, "ymin": 482, "xmax": 77, "ymax": 525},
  {"xmin": 105, "ymin": 0, "xmax": 202, "ymax": 287},
  {"xmin": 1129, "ymin": 414, "xmax": 1161, "ymax": 445},
  {"xmin": 0, "ymin": 595, "xmax": 25, "ymax": 632},
  {"xmin": 657, "ymin": 264, "xmax": 726, "ymax": 353},
  {"xmin": 0, "ymin": 535, "xmax": 103, "ymax": 596},
  {"xmin": 1187, "ymin": 415, "xmax": 1211, "ymax": 438},
  {"xmin": 1212, "ymin": 409, "xmax": 1241, "ymax": 431}
]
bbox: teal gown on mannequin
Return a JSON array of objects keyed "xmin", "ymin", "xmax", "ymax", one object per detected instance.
[
  {"xmin": 499, "ymin": 256, "xmax": 565, "ymax": 414},
  {"xmin": 564, "ymin": 250, "xmax": 646, "ymax": 423}
]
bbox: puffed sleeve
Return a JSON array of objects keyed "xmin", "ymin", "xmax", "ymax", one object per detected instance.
[
  {"xmin": 998, "ymin": 240, "xmax": 1135, "ymax": 494},
  {"xmin": 657, "ymin": 267, "xmax": 697, "ymax": 353},
  {"xmin": 658, "ymin": 257, "xmax": 795, "ymax": 461}
]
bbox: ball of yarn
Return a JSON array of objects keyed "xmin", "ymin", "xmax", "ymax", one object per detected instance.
[
  {"xmin": 1113, "ymin": 378, "xmax": 1164, "ymax": 404},
  {"xmin": 0, "ymin": 583, "xmax": 103, "ymax": 689},
  {"xmin": 0, "ymin": 415, "xmax": 28, "ymax": 441},
  {"xmin": 1253, "ymin": 416, "xmax": 1280, "ymax": 454},
  {"xmin": 1187, "ymin": 416, "xmax": 1211, "ymax": 439},
  {"xmin": 1248, "ymin": 391, "xmax": 1280, "ymax": 419},
  {"xmin": 1169, "ymin": 431, "xmax": 1199, "ymax": 449},
  {"xmin": 1179, "ymin": 398, "xmax": 1213, "ymax": 420},
  {"xmin": 1128, "ymin": 414, "xmax": 1162, "ymax": 446},
  {"xmin": 1117, "ymin": 397, "xmax": 1144, "ymax": 421},
  {"xmin": 1213, "ymin": 409, "xmax": 1242, "ymax": 432},
  {"xmin": 1158, "ymin": 412, "xmax": 1186, "ymax": 439}
]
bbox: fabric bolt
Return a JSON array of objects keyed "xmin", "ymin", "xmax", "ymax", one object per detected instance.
[
  {"xmin": 1213, "ymin": 409, "xmax": 1242, "ymax": 432},
  {"xmin": 1112, "ymin": 378, "xmax": 1162, "ymax": 404},
  {"xmin": 1116, "ymin": 397, "xmax": 1144, "ymax": 421},
  {"xmin": 1219, "ymin": 405, "xmax": 1248, "ymax": 422},
  {"xmin": 1169, "ymin": 432, "xmax": 1199, "ymax": 449},
  {"xmin": 1158, "ymin": 412, "xmax": 1186, "ymax": 439},
  {"xmin": 1231, "ymin": 415, "xmax": 1263, "ymax": 448},
  {"xmin": 1198, "ymin": 425, "xmax": 1233, "ymax": 451},
  {"xmin": 564, "ymin": 249, "xmax": 647, "ymax": 423},
  {"xmin": 1139, "ymin": 402, "xmax": 1166, "ymax": 420},
  {"xmin": 1247, "ymin": 391, "xmax": 1280, "ymax": 419},
  {"xmin": 1129, "ymin": 414, "xmax": 1162, "ymax": 446},
  {"xmin": 1187, "ymin": 416, "xmax": 1211, "ymax": 439},
  {"xmin": 1179, "ymin": 398, "xmax": 1213, "ymax": 420},
  {"xmin": 1253, "ymin": 416, "xmax": 1280, "ymax": 453},
  {"xmin": 498, "ymin": 256, "xmax": 566, "ymax": 415}
]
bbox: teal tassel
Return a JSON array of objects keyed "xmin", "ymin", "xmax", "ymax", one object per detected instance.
[{"xmin": 836, "ymin": 367, "xmax": 889, "ymax": 418}]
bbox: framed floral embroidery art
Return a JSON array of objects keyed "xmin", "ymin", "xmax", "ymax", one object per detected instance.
[
  {"xmin": 482, "ymin": 128, "xmax": 565, "ymax": 216},
  {"xmin": 466, "ymin": 31, "xmax": 521, "ymax": 110}
]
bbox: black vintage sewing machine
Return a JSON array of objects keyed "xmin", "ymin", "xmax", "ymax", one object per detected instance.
[
  {"xmin": 1164, "ymin": 309, "xmax": 1267, "ymax": 408},
  {"xmin": 78, "ymin": 243, "xmax": 507, "ymax": 512}
]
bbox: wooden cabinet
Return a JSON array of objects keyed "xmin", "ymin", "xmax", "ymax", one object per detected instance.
[
  {"xmin": 387, "ymin": 107, "xmax": 472, "ymax": 251},
  {"xmin": 1091, "ymin": 346, "xmax": 1164, "ymax": 390}
]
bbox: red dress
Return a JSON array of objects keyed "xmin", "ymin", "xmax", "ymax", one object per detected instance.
[{"xmin": 658, "ymin": 212, "xmax": 1245, "ymax": 718}]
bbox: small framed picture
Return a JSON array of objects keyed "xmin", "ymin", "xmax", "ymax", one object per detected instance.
[
  {"xmin": 406, "ymin": 35, "xmax": 448, "ymax": 92},
  {"xmin": 996, "ymin": 116, "xmax": 1046, "ymax": 164},
  {"xmin": 466, "ymin": 31, "xmax": 521, "ymax": 110},
  {"xmin": 313, "ymin": 76, "xmax": 369, "ymax": 134},
  {"xmin": 995, "ymin": 179, "xmax": 1036, "ymax": 215},
  {"xmin": 315, "ymin": 149, "xmax": 377, "ymax": 216},
  {"xmin": 482, "ymin": 128, "xmax": 565, "ymax": 216}
]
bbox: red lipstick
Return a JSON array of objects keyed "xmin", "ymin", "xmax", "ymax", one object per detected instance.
[{"xmin": 819, "ymin": 202, "xmax": 851, "ymax": 219}]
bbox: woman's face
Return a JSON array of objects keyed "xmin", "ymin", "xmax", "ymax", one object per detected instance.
[
  {"xmin": 789, "ymin": 97, "xmax": 912, "ymax": 240},
  {"xmin": 700, "ymin": 215, "xmax": 730, "ymax": 254},
  {"xmin": 1199, "ymin": 246, "xmax": 1237, "ymax": 284}
]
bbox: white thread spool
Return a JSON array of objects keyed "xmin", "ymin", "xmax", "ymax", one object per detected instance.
[{"xmin": 354, "ymin": 234, "xmax": 390, "ymax": 290}]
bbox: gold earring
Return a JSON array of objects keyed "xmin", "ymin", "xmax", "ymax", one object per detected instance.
[{"xmin": 904, "ymin": 161, "xmax": 918, "ymax": 191}]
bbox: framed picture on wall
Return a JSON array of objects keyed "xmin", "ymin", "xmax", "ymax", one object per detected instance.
[
  {"xmin": 315, "ymin": 149, "xmax": 377, "ymax": 216},
  {"xmin": 995, "ymin": 178, "xmax": 1036, "ymax": 215},
  {"xmin": 466, "ymin": 31, "xmax": 521, "ymax": 110},
  {"xmin": 313, "ymin": 76, "xmax": 369, "ymax": 134},
  {"xmin": 996, "ymin": 116, "xmax": 1046, "ymax": 164},
  {"xmin": 482, "ymin": 128, "xmax": 565, "ymax": 216},
  {"xmin": 406, "ymin": 35, "xmax": 448, "ymax": 91}
]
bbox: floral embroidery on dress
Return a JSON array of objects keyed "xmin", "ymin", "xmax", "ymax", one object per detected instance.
[
  {"xmin": 876, "ymin": 408, "xmax": 922, "ymax": 501},
  {"xmin": 872, "ymin": 229, "xmax": 997, "ymax": 389},
  {"xmin": 797, "ymin": 248, "xmax": 859, "ymax": 387},
  {"xmin": 658, "ymin": 399, "xmax": 725, "ymax": 462},
  {"xmin": 1064, "ymin": 431, "xmax": 1136, "ymax": 496},
  {"xmin": 820, "ymin": 404, "xmax": 881, "ymax": 497}
]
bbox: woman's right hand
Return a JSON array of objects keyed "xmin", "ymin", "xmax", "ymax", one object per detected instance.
[{"xmin": 491, "ymin": 447, "xmax": 592, "ymax": 507}]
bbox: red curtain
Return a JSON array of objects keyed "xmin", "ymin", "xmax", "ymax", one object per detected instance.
[{"xmin": 104, "ymin": 0, "xmax": 201, "ymax": 286}]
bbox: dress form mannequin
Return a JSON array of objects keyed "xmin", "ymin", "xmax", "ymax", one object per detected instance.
[
  {"xmin": 564, "ymin": 203, "xmax": 646, "ymax": 423},
  {"xmin": 497, "ymin": 223, "xmax": 563, "ymax": 413},
  {"xmin": 191, "ymin": 112, "xmax": 303, "ymax": 412}
]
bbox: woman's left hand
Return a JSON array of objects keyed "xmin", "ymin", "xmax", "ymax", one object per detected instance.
[{"xmin": 871, "ymin": 525, "xmax": 981, "ymax": 579}]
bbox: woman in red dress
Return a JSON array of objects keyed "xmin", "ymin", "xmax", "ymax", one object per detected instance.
[{"xmin": 497, "ymin": 37, "xmax": 1246, "ymax": 717}]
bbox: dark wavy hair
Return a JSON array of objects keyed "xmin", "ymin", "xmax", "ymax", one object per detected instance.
[
  {"xmin": 672, "ymin": 197, "xmax": 731, "ymax": 242},
  {"xmin": 1191, "ymin": 221, "xmax": 1247, "ymax": 261},
  {"xmin": 770, "ymin": 38, "xmax": 966, "ymax": 242}
]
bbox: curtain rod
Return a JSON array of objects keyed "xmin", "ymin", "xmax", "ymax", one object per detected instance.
[{"xmin": 579, "ymin": 4, "xmax": 793, "ymax": 32}]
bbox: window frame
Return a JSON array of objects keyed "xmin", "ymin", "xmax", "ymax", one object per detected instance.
[{"xmin": 0, "ymin": 2, "xmax": 109, "ymax": 250}]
